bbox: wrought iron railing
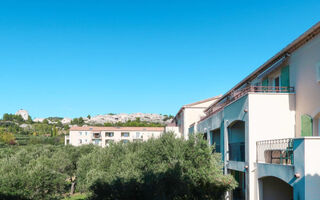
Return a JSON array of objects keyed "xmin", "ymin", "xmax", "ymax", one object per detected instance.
[
  {"xmin": 229, "ymin": 142, "xmax": 245, "ymax": 162},
  {"xmin": 256, "ymin": 138, "xmax": 294, "ymax": 165}
]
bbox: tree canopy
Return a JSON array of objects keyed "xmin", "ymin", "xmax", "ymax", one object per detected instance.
[{"xmin": 0, "ymin": 133, "xmax": 237, "ymax": 200}]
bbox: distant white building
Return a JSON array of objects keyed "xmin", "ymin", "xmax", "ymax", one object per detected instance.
[
  {"xmin": 65, "ymin": 126, "xmax": 165, "ymax": 147},
  {"xmin": 15, "ymin": 109, "xmax": 29, "ymax": 121}
]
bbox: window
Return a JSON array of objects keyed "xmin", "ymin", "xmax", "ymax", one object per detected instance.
[
  {"xmin": 105, "ymin": 132, "xmax": 114, "ymax": 137},
  {"xmin": 121, "ymin": 139, "xmax": 129, "ymax": 144},
  {"xmin": 94, "ymin": 140, "xmax": 100, "ymax": 145},
  {"xmin": 121, "ymin": 132, "xmax": 130, "ymax": 137},
  {"xmin": 273, "ymin": 76, "xmax": 280, "ymax": 88},
  {"xmin": 79, "ymin": 139, "xmax": 82, "ymax": 144},
  {"xmin": 85, "ymin": 139, "xmax": 87, "ymax": 143},
  {"xmin": 93, "ymin": 133, "xmax": 101, "ymax": 138},
  {"xmin": 85, "ymin": 132, "xmax": 88, "ymax": 136},
  {"xmin": 136, "ymin": 132, "xmax": 141, "ymax": 138},
  {"xmin": 188, "ymin": 126, "xmax": 194, "ymax": 135},
  {"xmin": 79, "ymin": 132, "xmax": 82, "ymax": 136}
]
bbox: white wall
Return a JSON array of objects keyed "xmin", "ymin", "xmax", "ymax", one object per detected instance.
[
  {"xmin": 165, "ymin": 126, "xmax": 180, "ymax": 138},
  {"xmin": 248, "ymin": 93, "xmax": 296, "ymax": 200},
  {"xmin": 303, "ymin": 137, "xmax": 320, "ymax": 200},
  {"xmin": 290, "ymin": 34, "xmax": 320, "ymax": 136},
  {"xmin": 183, "ymin": 108, "xmax": 206, "ymax": 139}
]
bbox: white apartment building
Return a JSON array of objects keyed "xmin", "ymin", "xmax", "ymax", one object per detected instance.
[
  {"xmin": 65, "ymin": 126, "xmax": 165, "ymax": 147},
  {"xmin": 172, "ymin": 95, "xmax": 221, "ymax": 140},
  {"xmin": 188, "ymin": 22, "xmax": 320, "ymax": 200}
]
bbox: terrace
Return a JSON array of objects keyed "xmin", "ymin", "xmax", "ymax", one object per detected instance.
[
  {"xmin": 257, "ymin": 138, "xmax": 294, "ymax": 165},
  {"xmin": 205, "ymin": 86, "xmax": 295, "ymax": 117}
]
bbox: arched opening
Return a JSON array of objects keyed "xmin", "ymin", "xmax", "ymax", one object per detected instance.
[
  {"xmin": 210, "ymin": 128, "xmax": 221, "ymax": 153},
  {"xmin": 259, "ymin": 176, "xmax": 293, "ymax": 200},
  {"xmin": 228, "ymin": 120, "xmax": 245, "ymax": 162},
  {"xmin": 313, "ymin": 113, "xmax": 320, "ymax": 136}
]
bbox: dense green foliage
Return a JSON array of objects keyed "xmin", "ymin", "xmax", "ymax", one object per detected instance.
[
  {"xmin": 103, "ymin": 118, "xmax": 164, "ymax": 127},
  {"xmin": 0, "ymin": 133, "xmax": 236, "ymax": 200},
  {"xmin": 71, "ymin": 117, "xmax": 85, "ymax": 126},
  {"xmin": 0, "ymin": 113, "xmax": 69, "ymax": 146}
]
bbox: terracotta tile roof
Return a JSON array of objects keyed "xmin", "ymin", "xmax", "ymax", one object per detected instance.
[{"xmin": 70, "ymin": 126, "xmax": 165, "ymax": 132}]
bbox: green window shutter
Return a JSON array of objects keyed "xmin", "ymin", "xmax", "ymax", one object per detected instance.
[
  {"xmin": 281, "ymin": 65, "xmax": 290, "ymax": 89},
  {"xmin": 262, "ymin": 78, "xmax": 268, "ymax": 86},
  {"xmin": 301, "ymin": 114, "xmax": 313, "ymax": 136},
  {"xmin": 262, "ymin": 78, "xmax": 268, "ymax": 91}
]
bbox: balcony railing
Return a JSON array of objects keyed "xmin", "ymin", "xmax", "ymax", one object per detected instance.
[
  {"xmin": 207, "ymin": 86, "xmax": 295, "ymax": 116},
  {"xmin": 93, "ymin": 133, "xmax": 101, "ymax": 139},
  {"xmin": 257, "ymin": 138, "xmax": 293, "ymax": 165},
  {"xmin": 229, "ymin": 142, "xmax": 245, "ymax": 162}
]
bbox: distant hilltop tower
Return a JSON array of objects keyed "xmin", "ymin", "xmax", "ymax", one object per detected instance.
[{"xmin": 15, "ymin": 109, "xmax": 29, "ymax": 121}]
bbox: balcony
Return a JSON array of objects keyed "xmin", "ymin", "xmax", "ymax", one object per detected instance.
[
  {"xmin": 93, "ymin": 133, "xmax": 101, "ymax": 139},
  {"xmin": 257, "ymin": 138, "xmax": 293, "ymax": 165},
  {"xmin": 206, "ymin": 86, "xmax": 295, "ymax": 116}
]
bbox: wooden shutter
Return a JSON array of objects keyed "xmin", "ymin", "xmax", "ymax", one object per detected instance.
[
  {"xmin": 281, "ymin": 65, "xmax": 290, "ymax": 89},
  {"xmin": 301, "ymin": 114, "xmax": 313, "ymax": 136}
]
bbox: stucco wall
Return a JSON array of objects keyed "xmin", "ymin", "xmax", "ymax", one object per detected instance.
[
  {"xmin": 183, "ymin": 108, "xmax": 207, "ymax": 139},
  {"xmin": 290, "ymin": 34, "xmax": 320, "ymax": 136},
  {"xmin": 303, "ymin": 137, "xmax": 320, "ymax": 200},
  {"xmin": 68, "ymin": 130, "xmax": 163, "ymax": 147}
]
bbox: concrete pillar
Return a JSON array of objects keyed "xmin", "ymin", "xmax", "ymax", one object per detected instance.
[
  {"xmin": 293, "ymin": 137, "xmax": 320, "ymax": 200},
  {"xmin": 207, "ymin": 129, "xmax": 211, "ymax": 146}
]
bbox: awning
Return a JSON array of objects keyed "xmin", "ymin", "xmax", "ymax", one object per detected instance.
[{"xmin": 257, "ymin": 56, "xmax": 288, "ymax": 80}]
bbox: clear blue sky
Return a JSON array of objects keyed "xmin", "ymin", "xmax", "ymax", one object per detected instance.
[{"xmin": 0, "ymin": 0, "xmax": 319, "ymax": 118}]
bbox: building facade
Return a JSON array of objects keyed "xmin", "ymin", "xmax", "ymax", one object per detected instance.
[
  {"xmin": 65, "ymin": 126, "xmax": 165, "ymax": 147},
  {"xmin": 173, "ymin": 95, "xmax": 221, "ymax": 140},
  {"xmin": 190, "ymin": 22, "xmax": 320, "ymax": 200}
]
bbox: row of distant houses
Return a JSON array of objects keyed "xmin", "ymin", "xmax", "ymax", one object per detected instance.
[{"xmin": 66, "ymin": 22, "xmax": 320, "ymax": 200}]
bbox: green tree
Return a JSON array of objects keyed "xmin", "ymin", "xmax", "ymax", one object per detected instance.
[
  {"xmin": 77, "ymin": 133, "xmax": 236, "ymax": 199},
  {"xmin": 0, "ymin": 132, "xmax": 16, "ymax": 145},
  {"xmin": 27, "ymin": 116, "xmax": 33, "ymax": 124}
]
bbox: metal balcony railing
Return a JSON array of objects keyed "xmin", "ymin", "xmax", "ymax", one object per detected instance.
[
  {"xmin": 206, "ymin": 86, "xmax": 295, "ymax": 116},
  {"xmin": 257, "ymin": 138, "xmax": 294, "ymax": 165}
]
